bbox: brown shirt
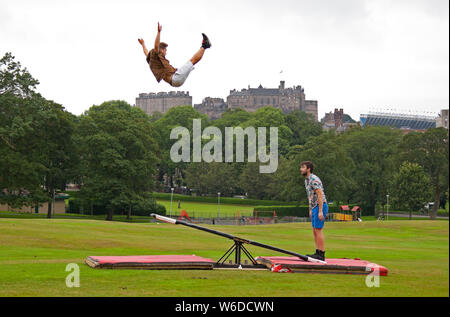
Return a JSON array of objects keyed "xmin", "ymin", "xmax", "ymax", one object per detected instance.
[{"xmin": 147, "ymin": 49, "xmax": 177, "ymax": 85}]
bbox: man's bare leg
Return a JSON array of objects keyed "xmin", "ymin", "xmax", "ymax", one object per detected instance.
[
  {"xmin": 190, "ymin": 47, "xmax": 205, "ymax": 65},
  {"xmin": 314, "ymin": 228, "xmax": 325, "ymax": 251},
  {"xmin": 312, "ymin": 229, "xmax": 318, "ymax": 250}
]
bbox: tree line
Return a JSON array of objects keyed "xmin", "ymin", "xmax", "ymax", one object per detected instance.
[{"xmin": 1, "ymin": 53, "xmax": 448, "ymax": 219}]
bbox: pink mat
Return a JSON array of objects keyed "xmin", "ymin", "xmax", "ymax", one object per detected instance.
[
  {"xmin": 86, "ymin": 255, "xmax": 215, "ymax": 269},
  {"xmin": 256, "ymin": 256, "xmax": 388, "ymax": 275}
]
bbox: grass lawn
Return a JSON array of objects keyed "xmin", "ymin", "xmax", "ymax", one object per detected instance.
[
  {"xmin": 0, "ymin": 218, "xmax": 448, "ymax": 297},
  {"xmin": 0, "ymin": 211, "xmax": 153, "ymax": 223},
  {"xmin": 156, "ymin": 200, "xmax": 254, "ymax": 217}
]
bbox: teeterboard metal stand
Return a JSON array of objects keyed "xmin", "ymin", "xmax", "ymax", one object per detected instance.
[
  {"xmin": 150, "ymin": 214, "xmax": 327, "ymax": 266},
  {"xmin": 216, "ymin": 236, "xmax": 260, "ymax": 267}
]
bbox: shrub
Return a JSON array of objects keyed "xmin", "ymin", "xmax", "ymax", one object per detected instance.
[{"xmin": 68, "ymin": 198, "xmax": 166, "ymax": 216}]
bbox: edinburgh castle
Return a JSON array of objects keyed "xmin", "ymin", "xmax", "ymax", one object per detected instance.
[{"xmin": 135, "ymin": 81, "xmax": 318, "ymax": 121}]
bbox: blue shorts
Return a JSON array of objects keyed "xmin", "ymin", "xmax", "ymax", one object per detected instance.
[{"xmin": 312, "ymin": 203, "xmax": 328, "ymax": 229}]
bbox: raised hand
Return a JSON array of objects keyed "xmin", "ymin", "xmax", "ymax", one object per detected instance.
[
  {"xmin": 158, "ymin": 22, "xmax": 162, "ymax": 33},
  {"xmin": 138, "ymin": 38, "xmax": 145, "ymax": 46}
]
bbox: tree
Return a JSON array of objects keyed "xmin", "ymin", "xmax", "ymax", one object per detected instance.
[
  {"xmin": 341, "ymin": 126, "xmax": 403, "ymax": 215},
  {"xmin": 149, "ymin": 111, "xmax": 164, "ymax": 123},
  {"xmin": 184, "ymin": 162, "xmax": 241, "ymax": 197},
  {"xmin": 399, "ymin": 128, "xmax": 449, "ymax": 219},
  {"xmin": 152, "ymin": 106, "xmax": 209, "ymax": 188},
  {"xmin": 240, "ymin": 162, "xmax": 273, "ymax": 200},
  {"xmin": 1, "ymin": 53, "xmax": 43, "ymax": 207},
  {"xmin": 211, "ymin": 108, "xmax": 252, "ymax": 133},
  {"xmin": 0, "ymin": 95, "xmax": 48, "ymax": 208},
  {"xmin": 0, "ymin": 52, "xmax": 39, "ymax": 97},
  {"xmin": 29, "ymin": 97, "xmax": 78, "ymax": 218},
  {"xmin": 241, "ymin": 107, "xmax": 293, "ymax": 156},
  {"xmin": 285, "ymin": 110, "xmax": 323, "ymax": 146},
  {"xmin": 76, "ymin": 100, "xmax": 160, "ymax": 221},
  {"xmin": 0, "ymin": 52, "xmax": 74, "ymax": 213},
  {"xmin": 390, "ymin": 162, "xmax": 432, "ymax": 219},
  {"xmin": 265, "ymin": 156, "xmax": 304, "ymax": 202},
  {"xmin": 289, "ymin": 132, "xmax": 356, "ymax": 205}
]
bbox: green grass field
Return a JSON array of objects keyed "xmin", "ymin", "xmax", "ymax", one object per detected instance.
[
  {"xmin": 0, "ymin": 218, "xmax": 448, "ymax": 297},
  {"xmin": 156, "ymin": 200, "xmax": 254, "ymax": 217}
]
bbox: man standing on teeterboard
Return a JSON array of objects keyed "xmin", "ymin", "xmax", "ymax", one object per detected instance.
[
  {"xmin": 138, "ymin": 22, "xmax": 211, "ymax": 87},
  {"xmin": 301, "ymin": 161, "xmax": 328, "ymax": 261}
]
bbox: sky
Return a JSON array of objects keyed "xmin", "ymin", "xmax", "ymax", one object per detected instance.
[{"xmin": 1, "ymin": 0, "xmax": 448, "ymax": 121}]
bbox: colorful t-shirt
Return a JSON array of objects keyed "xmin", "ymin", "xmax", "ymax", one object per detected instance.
[{"xmin": 304, "ymin": 173, "xmax": 327, "ymax": 209}]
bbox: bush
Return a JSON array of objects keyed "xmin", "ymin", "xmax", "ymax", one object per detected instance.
[
  {"xmin": 132, "ymin": 202, "xmax": 166, "ymax": 217},
  {"xmin": 68, "ymin": 199, "xmax": 81, "ymax": 214},
  {"xmin": 68, "ymin": 198, "xmax": 166, "ymax": 217}
]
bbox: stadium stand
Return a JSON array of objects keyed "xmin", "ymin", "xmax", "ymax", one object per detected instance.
[{"xmin": 360, "ymin": 111, "xmax": 437, "ymax": 131}]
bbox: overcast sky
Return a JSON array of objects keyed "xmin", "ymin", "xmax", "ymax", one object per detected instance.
[{"xmin": 1, "ymin": 0, "xmax": 448, "ymax": 121}]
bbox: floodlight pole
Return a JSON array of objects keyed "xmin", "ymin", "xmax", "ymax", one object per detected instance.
[
  {"xmin": 386, "ymin": 194, "xmax": 389, "ymax": 221},
  {"xmin": 217, "ymin": 192, "xmax": 221, "ymax": 220},
  {"xmin": 170, "ymin": 188, "xmax": 174, "ymax": 217}
]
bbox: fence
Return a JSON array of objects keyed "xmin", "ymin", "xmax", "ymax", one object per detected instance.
[{"xmin": 158, "ymin": 211, "xmax": 349, "ymax": 226}]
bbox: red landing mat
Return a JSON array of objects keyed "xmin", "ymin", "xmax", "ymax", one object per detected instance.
[
  {"xmin": 85, "ymin": 255, "xmax": 215, "ymax": 270},
  {"xmin": 256, "ymin": 257, "xmax": 388, "ymax": 276}
]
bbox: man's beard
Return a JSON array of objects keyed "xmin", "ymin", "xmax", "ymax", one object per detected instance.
[{"xmin": 301, "ymin": 171, "xmax": 307, "ymax": 177}]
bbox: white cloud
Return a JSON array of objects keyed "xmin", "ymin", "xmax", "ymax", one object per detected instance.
[{"xmin": 0, "ymin": 0, "xmax": 448, "ymax": 121}]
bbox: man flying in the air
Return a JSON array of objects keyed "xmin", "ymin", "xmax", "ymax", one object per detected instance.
[{"xmin": 138, "ymin": 22, "xmax": 211, "ymax": 87}]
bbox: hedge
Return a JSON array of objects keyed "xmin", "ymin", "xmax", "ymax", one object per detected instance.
[
  {"xmin": 152, "ymin": 192, "xmax": 298, "ymax": 206},
  {"xmin": 68, "ymin": 199, "xmax": 166, "ymax": 216}
]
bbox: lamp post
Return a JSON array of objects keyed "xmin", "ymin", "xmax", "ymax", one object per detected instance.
[
  {"xmin": 386, "ymin": 194, "xmax": 390, "ymax": 221},
  {"xmin": 217, "ymin": 192, "xmax": 221, "ymax": 220},
  {"xmin": 170, "ymin": 188, "xmax": 174, "ymax": 217}
]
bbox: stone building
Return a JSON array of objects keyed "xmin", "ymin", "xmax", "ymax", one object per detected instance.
[
  {"xmin": 135, "ymin": 91, "xmax": 192, "ymax": 116},
  {"xmin": 322, "ymin": 108, "xmax": 344, "ymax": 130},
  {"xmin": 0, "ymin": 201, "xmax": 66, "ymax": 214},
  {"xmin": 194, "ymin": 97, "xmax": 227, "ymax": 120},
  {"xmin": 226, "ymin": 81, "xmax": 318, "ymax": 121},
  {"xmin": 322, "ymin": 108, "xmax": 359, "ymax": 133},
  {"xmin": 436, "ymin": 109, "xmax": 449, "ymax": 130}
]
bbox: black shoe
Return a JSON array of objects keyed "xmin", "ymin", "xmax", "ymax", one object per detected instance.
[
  {"xmin": 307, "ymin": 250, "xmax": 325, "ymax": 262},
  {"xmin": 306, "ymin": 249, "xmax": 319, "ymax": 258},
  {"xmin": 201, "ymin": 33, "xmax": 211, "ymax": 49},
  {"xmin": 318, "ymin": 250, "xmax": 326, "ymax": 261}
]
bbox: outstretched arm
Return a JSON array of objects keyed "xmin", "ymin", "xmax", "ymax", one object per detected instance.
[
  {"xmin": 154, "ymin": 22, "xmax": 162, "ymax": 53},
  {"xmin": 138, "ymin": 38, "xmax": 149, "ymax": 57}
]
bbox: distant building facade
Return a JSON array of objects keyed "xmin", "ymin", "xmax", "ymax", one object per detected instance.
[
  {"xmin": 436, "ymin": 109, "xmax": 449, "ymax": 130},
  {"xmin": 136, "ymin": 81, "xmax": 319, "ymax": 121},
  {"xmin": 135, "ymin": 91, "xmax": 192, "ymax": 115},
  {"xmin": 194, "ymin": 97, "xmax": 227, "ymax": 120},
  {"xmin": 322, "ymin": 108, "xmax": 359, "ymax": 132},
  {"xmin": 226, "ymin": 81, "xmax": 318, "ymax": 121},
  {"xmin": 0, "ymin": 201, "xmax": 66, "ymax": 214}
]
